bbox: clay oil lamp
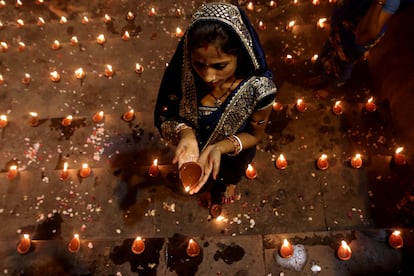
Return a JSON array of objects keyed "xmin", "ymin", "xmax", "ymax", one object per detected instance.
[
  {"xmin": 92, "ymin": 111, "xmax": 104, "ymax": 123},
  {"xmin": 276, "ymin": 154, "xmax": 288, "ymax": 170},
  {"xmin": 180, "ymin": 162, "xmax": 202, "ymax": 192},
  {"xmin": 388, "ymin": 230, "xmax": 403, "ymax": 249},
  {"xmin": 337, "ymin": 240, "xmax": 352, "ymax": 261},
  {"xmin": 279, "ymin": 239, "xmax": 294, "ymax": 258},
  {"xmin": 79, "ymin": 163, "xmax": 91, "ymax": 178},
  {"xmin": 17, "ymin": 234, "xmax": 31, "ymax": 254},
  {"xmin": 350, "ymin": 153, "xmax": 362, "ymax": 169},
  {"xmin": 68, "ymin": 234, "xmax": 80, "ymax": 253},
  {"xmin": 186, "ymin": 238, "xmax": 200, "ymax": 257},
  {"xmin": 317, "ymin": 154, "xmax": 329, "ymax": 170},
  {"xmin": 131, "ymin": 236, "xmax": 145, "ymax": 254},
  {"xmin": 245, "ymin": 163, "xmax": 257, "ymax": 179}
]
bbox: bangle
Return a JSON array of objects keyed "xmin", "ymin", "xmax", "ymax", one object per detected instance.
[
  {"xmin": 175, "ymin": 123, "xmax": 192, "ymax": 135},
  {"xmin": 227, "ymin": 135, "xmax": 243, "ymax": 156}
]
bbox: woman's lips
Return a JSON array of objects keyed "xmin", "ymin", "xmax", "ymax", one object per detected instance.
[{"xmin": 208, "ymin": 81, "xmax": 219, "ymax": 87}]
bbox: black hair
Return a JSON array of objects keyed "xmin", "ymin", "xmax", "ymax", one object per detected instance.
[{"xmin": 187, "ymin": 20, "xmax": 252, "ymax": 78}]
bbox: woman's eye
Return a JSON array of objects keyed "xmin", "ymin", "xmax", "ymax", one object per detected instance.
[{"xmin": 212, "ymin": 63, "xmax": 227, "ymax": 70}]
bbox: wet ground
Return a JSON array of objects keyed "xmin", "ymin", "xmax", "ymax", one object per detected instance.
[{"xmin": 0, "ymin": 0, "xmax": 413, "ymax": 275}]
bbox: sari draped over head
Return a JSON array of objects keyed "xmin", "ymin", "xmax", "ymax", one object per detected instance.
[{"xmin": 154, "ymin": 2, "xmax": 277, "ymax": 151}]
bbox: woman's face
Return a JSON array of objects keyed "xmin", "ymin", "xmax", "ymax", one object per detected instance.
[{"xmin": 190, "ymin": 44, "xmax": 237, "ymax": 88}]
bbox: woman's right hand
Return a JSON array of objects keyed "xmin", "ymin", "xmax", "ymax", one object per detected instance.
[{"xmin": 173, "ymin": 128, "xmax": 199, "ymax": 169}]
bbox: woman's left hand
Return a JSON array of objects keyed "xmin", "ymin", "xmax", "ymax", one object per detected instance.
[{"xmin": 188, "ymin": 144, "xmax": 221, "ymax": 194}]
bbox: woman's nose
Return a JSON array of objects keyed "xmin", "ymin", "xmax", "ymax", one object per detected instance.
[{"xmin": 203, "ymin": 68, "xmax": 216, "ymax": 82}]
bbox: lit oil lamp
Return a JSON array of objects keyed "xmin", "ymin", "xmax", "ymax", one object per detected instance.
[
  {"xmin": 210, "ymin": 204, "xmax": 222, "ymax": 218},
  {"xmin": 175, "ymin": 27, "xmax": 184, "ymax": 38},
  {"xmin": 0, "ymin": 114, "xmax": 8, "ymax": 128},
  {"xmin": 51, "ymin": 40, "xmax": 61, "ymax": 50},
  {"xmin": 92, "ymin": 111, "xmax": 104, "ymax": 123},
  {"xmin": 15, "ymin": 0, "xmax": 23, "ymax": 7},
  {"xmin": 0, "ymin": 41, "xmax": 8, "ymax": 52},
  {"xmin": 179, "ymin": 162, "xmax": 202, "ymax": 192},
  {"xmin": 135, "ymin": 63, "xmax": 144, "ymax": 74},
  {"xmin": 293, "ymin": 0, "xmax": 299, "ymax": 5},
  {"xmin": 59, "ymin": 16, "xmax": 67, "ymax": 24},
  {"xmin": 272, "ymin": 101, "xmax": 283, "ymax": 111},
  {"xmin": 122, "ymin": 31, "xmax": 130, "ymax": 41},
  {"xmin": 393, "ymin": 147, "xmax": 406, "ymax": 166},
  {"xmin": 312, "ymin": 0, "xmax": 321, "ymax": 5},
  {"xmin": 365, "ymin": 97, "xmax": 376, "ymax": 112},
  {"xmin": 61, "ymin": 115, "xmax": 72, "ymax": 127},
  {"xmin": 0, "ymin": 74, "xmax": 3, "ymax": 84},
  {"xmin": 280, "ymin": 239, "xmax": 294, "ymax": 258},
  {"xmin": 284, "ymin": 54, "xmax": 293, "ymax": 64},
  {"xmin": 131, "ymin": 236, "xmax": 145, "ymax": 254},
  {"xmin": 22, "ymin": 73, "xmax": 31, "ymax": 85},
  {"xmin": 81, "ymin": 16, "xmax": 89, "ymax": 24},
  {"xmin": 60, "ymin": 162, "xmax": 69, "ymax": 180},
  {"xmin": 28, "ymin": 112, "xmax": 39, "ymax": 126},
  {"xmin": 50, "ymin": 71, "xmax": 61, "ymax": 82},
  {"xmin": 36, "ymin": 0, "xmax": 44, "ymax": 4},
  {"xmin": 75, "ymin": 68, "xmax": 86, "ymax": 80},
  {"xmin": 286, "ymin": 20, "xmax": 295, "ymax": 31},
  {"xmin": 258, "ymin": 20, "xmax": 266, "ymax": 31},
  {"xmin": 104, "ymin": 14, "xmax": 112, "ymax": 23},
  {"xmin": 0, "ymin": 1, "xmax": 5, "ymax": 8},
  {"xmin": 149, "ymin": 158, "xmax": 160, "ymax": 177},
  {"xmin": 295, "ymin": 98, "xmax": 307, "ymax": 112},
  {"xmin": 122, "ymin": 109, "xmax": 135, "ymax": 122},
  {"xmin": 79, "ymin": 163, "xmax": 91, "ymax": 178},
  {"xmin": 269, "ymin": 1, "xmax": 277, "ymax": 8},
  {"xmin": 175, "ymin": 8, "xmax": 183, "ymax": 17},
  {"xmin": 7, "ymin": 165, "xmax": 18, "ymax": 180},
  {"xmin": 337, "ymin": 240, "xmax": 352, "ymax": 261},
  {"xmin": 245, "ymin": 163, "xmax": 257, "ymax": 179},
  {"xmin": 317, "ymin": 154, "xmax": 329, "ymax": 170},
  {"xmin": 276, "ymin": 154, "xmax": 288, "ymax": 170},
  {"xmin": 388, "ymin": 230, "xmax": 403, "ymax": 249},
  {"xmin": 70, "ymin": 36, "xmax": 78, "ymax": 46},
  {"xmin": 148, "ymin": 7, "xmax": 156, "ymax": 17},
  {"xmin": 247, "ymin": 2, "xmax": 254, "ymax": 11},
  {"xmin": 186, "ymin": 238, "xmax": 200, "ymax": 257},
  {"xmin": 96, "ymin": 34, "xmax": 106, "ymax": 45},
  {"xmin": 316, "ymin": 18, "xmax": 327, "ymax": 29},
  {"xmin": 37, "ymin": 17, "xmax": 45, "ymax": 26},
  {"xmin": 310, "ymin": 54, "xmax": 319, "ymax": 64},
  {"xmin": 18, "ymin": 42, "xmax": 25, "ymax": 52},
  {"xmin": 17, "ymin": 234, "xmax": 31, "ymax": 254},
  {"xmin": 126, "ymin": 11, "xmax": 135, "ymax": 21},
  {"xmin": 16, "ymin": 19, "xmax": 24, "ymax": 28},
  {"xmin": 68, "ymin": 234, "xmax": 80, "ymax": 253},
  {"xmin": 104, "ymin": 64, "xmax": 114, "ymax": 78},
  {"xmin": 350, "ymin": 153, "xmax": 362, "ymax": 169},
  {"xmin": 332, "ymin": 100, "xmax": 343, "ymax": 115}
]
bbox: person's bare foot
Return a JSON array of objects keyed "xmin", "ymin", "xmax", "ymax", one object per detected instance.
[{"xmin": 222, "ymin": 184, "xmax": 241, "ymax": 204}]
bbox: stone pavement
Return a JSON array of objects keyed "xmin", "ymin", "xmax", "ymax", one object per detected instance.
[{"xmin": 0, "ymin": 0, "xmax": 413, "ymax": 275}]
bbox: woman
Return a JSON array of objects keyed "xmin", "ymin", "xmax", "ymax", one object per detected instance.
[
  {"xmin": 313, "ymin": 0, "xmax": 411, "ymax": 87},
  {"xmin": 154, "ymin": 3, "xmax": 277, "ymax": 208}
]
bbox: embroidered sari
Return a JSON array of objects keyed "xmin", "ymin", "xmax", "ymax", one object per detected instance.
[{"xmin": 154, "ymin": 3, "xmax": 277, "ymax": 193}]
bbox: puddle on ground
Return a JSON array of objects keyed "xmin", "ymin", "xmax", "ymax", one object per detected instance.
[{"xmin": 214, "ymin": 242, "xmax": 245, "ymax": 264}]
